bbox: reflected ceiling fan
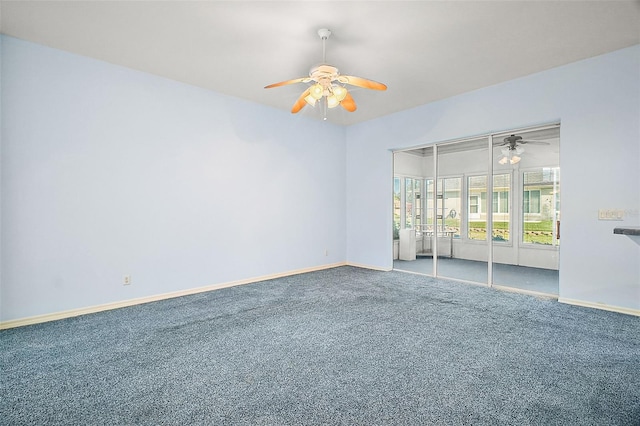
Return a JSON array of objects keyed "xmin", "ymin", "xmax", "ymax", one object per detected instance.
[
  {"xmin": 497, "ymin": 134, "xmax": 549, "ymax": 165},
  {"xmin": 264, "ymin": 29, "xmax": 387, "ymax": 117}
]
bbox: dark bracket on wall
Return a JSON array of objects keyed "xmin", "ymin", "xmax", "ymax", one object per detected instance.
[{"xmin": 613, "ymin": 227, "xmax": 640, "ymax": 236}]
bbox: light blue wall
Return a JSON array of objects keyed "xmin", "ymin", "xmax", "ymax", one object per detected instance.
[
  {"xmin": 2, "ymin": 36, "xmax": 638, "ymax": 322},
  {"xmin": 346, "ymin": 45, "xmax": 640, "ymax": 311},
  {"xmin": 0, "ymin": 36, "xmax": 3, "ymax": 308},
  {"xmin": 0, "ymin": 36, "xmax": 346, "ymax": 322}
]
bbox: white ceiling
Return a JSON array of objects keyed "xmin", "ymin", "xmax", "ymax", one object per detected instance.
[{"xmin": 1, "ymin": 1, "xmax": 639, "ymax": 126}]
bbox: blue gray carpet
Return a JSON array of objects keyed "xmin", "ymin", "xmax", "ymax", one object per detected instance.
[{"xmin": 1, "ymin": 266, "xmax": 638, "ymax": 425}]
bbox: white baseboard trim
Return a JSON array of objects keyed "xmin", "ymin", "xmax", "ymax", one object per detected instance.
[
  {"xmin": 558, "ymin": 297, "xmax": 640, "ymax": 317},
  {"xmin": 9, "ymin": 264, "xmax": 634, "ymax": 329},
  {"xmin": 346, "ymin": 262, "xmax": 393, "ymax": 272},
  {"xmin": 0, "ymin": 262, "xmax": 348, "ymax": 330},
  {"xmin": 492, "ymin": 284, "xmax": 558, "ymax": 300}
]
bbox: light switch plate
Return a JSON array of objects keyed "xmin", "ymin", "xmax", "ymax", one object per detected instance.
[{"xmin": 598, "ymin": 209, "xmax": 625, "ymax": 221}]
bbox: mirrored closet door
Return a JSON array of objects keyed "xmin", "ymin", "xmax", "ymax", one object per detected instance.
[
  {"xmin": 393, "ymin": 124, "xmax": 560, "ymax": 296},
  {"xmin": 435, "ymin": 138, "xmax": 489, "ymax": 284},
  {"xmin": 394, "ymin": 147, "xmax": 434, "ymax": 276},
  {"xmin": 491, "ymin": 127, "xmax": 560, "ymax": 295}
]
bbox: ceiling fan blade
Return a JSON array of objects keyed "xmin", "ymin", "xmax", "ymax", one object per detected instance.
[
  {"xmin": 291, "ymin": 88, "xmax": 310, "ymax": 114},
  {"xmin": 341, "ymin": 92, "xmax": 357, "ymax": 112},
  {"xmin": 519, "ymin": 140, "xmax": 550, "ymax": 145},
  {"xmin": 265, "ymin": 77, "xmax": 308, "ymax": 89},
  {"xmin": 341, "ymin": 75, "xmax": 387, "ymax": 91}
]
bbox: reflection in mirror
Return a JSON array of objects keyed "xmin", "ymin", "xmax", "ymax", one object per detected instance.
[
  {"xmin": 392, "ymin": 124, "xmax": 560, "ymax": 297},
  {"xmin": 435, "ymin": 138, "xmax": 489, "ymax": 284},
  {"xmin": 393, "ymin": 146, "xmax": 434, "ymax": 276},
  {"xmin": 491, "ymin": 126, "xmax": 560, "ymax": 295}
]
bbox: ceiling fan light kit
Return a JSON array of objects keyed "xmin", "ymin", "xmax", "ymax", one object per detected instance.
[
  {"xmin": 497, "ymin": 134, "xmax": 549, "ymax": 165},
  {"xmin": 499, "ymin": 145, "xmax": 524, "ymax": 165},
  {"xmin": 264, "ymin": 28, "xmax": 387, "ymax": 118},
  {"xmin": 498, "ymin": 150, "xmax": 522, "ymax": 165}
]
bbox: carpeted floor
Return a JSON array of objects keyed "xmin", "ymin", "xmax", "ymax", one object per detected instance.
[{"xmin": 1, "ymin": 266, "xmax": 638, "ymax": 425}]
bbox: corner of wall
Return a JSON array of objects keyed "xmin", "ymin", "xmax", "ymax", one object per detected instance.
[{"xmin": 0, "ymin": 34, "xmax": 4, "ymax": 318}]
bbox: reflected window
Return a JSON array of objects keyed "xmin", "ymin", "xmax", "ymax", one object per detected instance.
[
  {"xmin": 437, "ymin": 177, "xmax": 461, "ymax": 238},
  {"xmin": 393, "ymin": 177, "xmax": 401, "ymax": 239},
  {"xmin": 414, "ymin": 180, "xmax": 421, "ymax": 230},
  {"xmin": 467, "ymin": 174, "xmax": 510, "ymax": 241},
  {"xmin": 404, "ymin": 178, "xmax": 421, "ymax": 229},
  {"xmin": 523, "ymin": 168, "xmax": 560, "ymax": 245},
  {"xmin": 492, "ymin": 174, "xmax": 511, "ymax": 241},
  {"xmin": 405, "ymin": 178, "xmax": 414, "ymax": 229},
  {"xmin": 424, "ymin": 179, "xmax": 435, "ymax": 232},
  {"xmin": 468, "ymin": 175, "xmax": 486, "ymax": 241},
  {"xmin": 523, "ymin": 190, "xmax": 540, "ymax": 213}
]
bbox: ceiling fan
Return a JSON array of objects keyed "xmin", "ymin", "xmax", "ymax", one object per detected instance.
[
  {"xmin": 497, "ymin": 134, "xmax": 549, "ymax": 165},
  {"xmin": 264, "ymin": 29, "xmax": 387, "ymax": 117}
]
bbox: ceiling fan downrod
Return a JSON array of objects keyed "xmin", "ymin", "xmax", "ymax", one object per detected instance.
[{"xmin": 318, "ymin": 28, "xmax": 331, "ymax": 63}]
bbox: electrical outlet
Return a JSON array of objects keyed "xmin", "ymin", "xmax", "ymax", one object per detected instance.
[{"xmin": 123, "ymin": 275, "xmax": 131, "ymax": 285}]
